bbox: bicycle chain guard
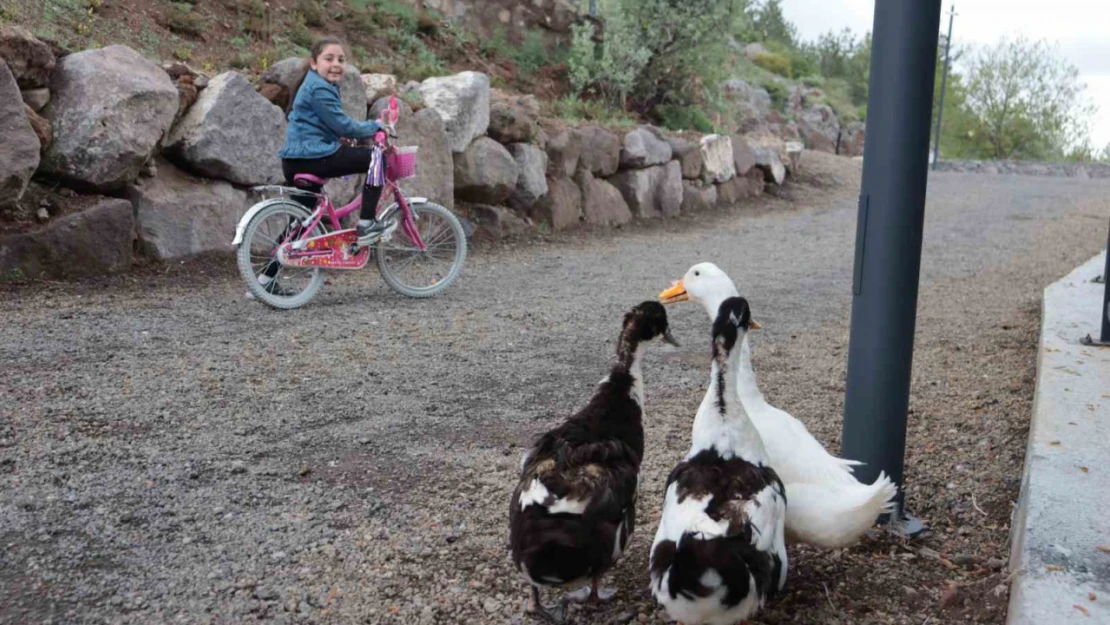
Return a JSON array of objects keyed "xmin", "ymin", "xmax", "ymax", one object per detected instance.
[{"xmin": 276, "ymin": 230, "xmax": 371, "ymax": 270}]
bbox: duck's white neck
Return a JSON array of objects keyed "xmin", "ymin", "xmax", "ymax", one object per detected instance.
[
  {"xmin": 737, "ymin": 335, "xmax": 769, "ymax": 408},
  {"xmin": 614, "ymin": 336, "xmax": 647, "ymax": 406},
  {"xmin": 690, "ymin": 340, "xmax": 768, "ymax": 464},
  {"xmin": 700, "ymin": 291, "xmax": 768, "ymax": 409}
]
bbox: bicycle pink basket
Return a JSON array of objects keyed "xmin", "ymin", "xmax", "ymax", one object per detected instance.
[{"xmin": 387, "ymin": 146, "xmax": 418, "ymax": 181}]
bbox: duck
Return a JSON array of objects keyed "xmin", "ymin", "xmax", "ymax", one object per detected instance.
[
  {"xmin": 649, "ymin": 296, "xmax": 787, "ymax": 625},
  {"xmin": 659, "ymin": 262, "xmax": 897, "ymax": 549},
  {"xmin": 510, "ymin": 301, "xmax": 679, "ymax": 624}
]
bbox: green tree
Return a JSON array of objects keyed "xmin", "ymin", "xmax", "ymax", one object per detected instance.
[
  {"xmin": 620, "ymin": 0, "xmax": 740, "ymax": 113},
  {"xmin": 961, "ymin": 36, "xmax": 1096, "ymax": 160},
  {"xmin": 749, "ymin": 0, "xmax": 795, "ymax": 47}
]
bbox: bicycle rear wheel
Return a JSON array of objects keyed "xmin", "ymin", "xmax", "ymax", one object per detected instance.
[
  {"xmin": 376, "ymin": 202, "xmax": 467, "ymax": 298},
  {"xmin": 237, "ymin": 201, "xmax": 325, "ymax": 309}
]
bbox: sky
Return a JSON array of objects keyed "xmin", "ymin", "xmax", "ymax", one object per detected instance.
[{"xmin": 782, "ymin": 0, "xmax": 1110, "ymax": 149}]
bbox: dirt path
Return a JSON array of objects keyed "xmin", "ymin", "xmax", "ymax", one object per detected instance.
[{"xmin": 2, "ymin": 153, "xmax": 1107, "ymax": 625}]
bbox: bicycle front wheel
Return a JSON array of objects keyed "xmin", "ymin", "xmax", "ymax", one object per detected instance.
[{"xmin": 376, "ymin": 201, "xmax": 467, "ymax": 298}]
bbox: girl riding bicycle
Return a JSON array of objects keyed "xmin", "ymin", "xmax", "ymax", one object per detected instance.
[{"xmin": 279, "ymin": 36, "xmax": 388, "ymax": 243}]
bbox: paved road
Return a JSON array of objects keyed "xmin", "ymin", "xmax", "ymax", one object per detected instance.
[{"xmin": 2, "ymin": 155, "xmax": 1107, "ymax": 624}]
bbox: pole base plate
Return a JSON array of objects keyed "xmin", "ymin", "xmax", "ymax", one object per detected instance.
[
  {"xmin": 877, "ymin": 502, "xmax": 927, "ymax": 539},
  {"xmin": 1080, "ymin": 334, "xmax": 1110, "ymax": 348}
]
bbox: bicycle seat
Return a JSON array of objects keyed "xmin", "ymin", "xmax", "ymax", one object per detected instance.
[{"xmin": 293, "ymin": 173, "xmax": 328, "ymax": 188}]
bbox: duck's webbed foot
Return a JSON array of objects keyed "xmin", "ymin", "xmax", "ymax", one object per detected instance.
[
  {"xmin": 529, "ymin": 586, "xmax": 568, "ymax": 625},
  {"xmin": 566, "ymin": 578, "xmax": 617, "ymax": 605}
]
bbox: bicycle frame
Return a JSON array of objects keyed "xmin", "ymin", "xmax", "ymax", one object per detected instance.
[{"xmin": 295, "ymin": 178, "xmax": 427, "ymax": 253}]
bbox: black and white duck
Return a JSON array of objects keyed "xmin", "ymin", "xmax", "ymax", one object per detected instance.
[
  {"xmin": 510, "ymin": 301, "xmax": 678, "ymax": 623},
  {"xmin": 649, "ymin": 296, "xmax": 787, "ymax": 625}
]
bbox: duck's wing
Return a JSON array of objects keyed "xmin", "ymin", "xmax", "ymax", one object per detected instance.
[
  {"xmin": 748, "ymin": 403, "xmax": 862, "ymax": 486},
  {"xmin": 511, "ymin": 438, "xmax": 641, "ymax": 584},
  {"xmin": 651, "ymin": 451, "xmax": 787, "ymax": 607}
]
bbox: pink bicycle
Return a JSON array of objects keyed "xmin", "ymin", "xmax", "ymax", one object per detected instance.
[{"xmin": 232, "ymin": 97, "xmax": 467, "ymax": 309}]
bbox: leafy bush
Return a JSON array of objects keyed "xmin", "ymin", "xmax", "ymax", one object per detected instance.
[
  {"xmin": 658, "ymin": 104, "xmax": 715, "ymax": 133},
  {"xmin": 295, "ymin": 0, "xmax": 324, "ymax": 27},
  {"xmin": 512, "ymin": 29, "xmax": 548, "ymax": 78},
  {"xmin": 288, "ymin": 17, "xmax": 313, "ymax": 48},
  {"xmin": 554, "ymin": 95, "xmax": 638, "ymax": 127},
  {"xmin": 752, "ymin": 52, "xmax": 790, "ymax": 77},
  {"xmin": 566, "ymin": 7, "xmax": 649, "ymax": 108},
  {"xmin": 164, "ymin": 3, "xmax": 205, "ymax": 37},
  {"xmin": 760, "ymin": 79, "xmax": 789, "ymax": 109}
]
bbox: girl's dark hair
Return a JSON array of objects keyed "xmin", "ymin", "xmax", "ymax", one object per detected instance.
[{"xmin": 286, "ymin": 36, "xmax": 346, "ymax": 114}]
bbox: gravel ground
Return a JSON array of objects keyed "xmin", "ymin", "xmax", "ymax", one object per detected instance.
[{"xmin": 2, "ymin": 152, "xmax": 1108, "ymax": 625}]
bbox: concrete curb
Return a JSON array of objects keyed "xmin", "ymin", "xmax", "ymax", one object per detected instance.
[{"xmin": 1008, "ymin": 252, "xmax": 1109, "ymax": 624}]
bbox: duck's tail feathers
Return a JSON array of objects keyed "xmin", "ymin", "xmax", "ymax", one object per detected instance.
[{"xmin": 782, "ymin": 472, "xmax": 898, "ymax": 549}]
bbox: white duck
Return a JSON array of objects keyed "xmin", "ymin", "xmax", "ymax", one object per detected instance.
[
  {"xmin": 650, "ymin": 296, "xmax": 787, "ymax": 625},
  {"xmin": 659, "ymin": 262, "xmax": 897, "ymax": 548}
]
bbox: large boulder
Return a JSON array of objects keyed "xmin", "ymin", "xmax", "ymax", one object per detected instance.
[
  {"xmin": 838, "ymin": 121, "xmax": 865, "ymax": 157},
  {"xmin": 417, "ymin": 71, "xmax": 490, "ymax": 153},
  {"xmin": 0, "ymin": 25, "xmax": 55, "ymax": 89},
  {"xmin": 731, "ymin": 136, "xmax": 757, "ymax": 176},
  {"xmin": 620, "ymin": 126, "xmax": 672, "ymax": 169},
  {"xmin": 543, "ymin": 124, "xmax": 581, "ymax": 178},
  {"xmin": 464, "ymin": 204, "xmax": 531, "ymax": 241},
  {"xmin": 394, "ymin": 107, "xmax": 454, "ymax": 208},
  {"xmin": 750, "ymin": 145, "xmax": 785, "ymax": 185},
  {"xmin": 488, "ymin": 89, "xmax": 539, "ymax": 144},
  {"xmin": 681, "ymin": 181, "xmax": 717, "ymax": 213},
  {"xmin": 21, "ymin": 87, "xmax": 50, "ymax": 111},
  {"xmin": 699, "ymin": 134, "xmax": 736, "ymax": 184},
  {"xmin": 507, "ymin": 143, "xmax": 547, "ymax": 211},
  {"xmin": 0, "ymin": 199, "xmax": 133, "ymax": 279},
  {"xmin": 453, "ymin": 137, "xmax": 518, "ymax": 204},
  {"xmin": 1, "ymin": 59, "xmax": 39, "ymax": 208},
  {"xmin": 798, "ymin": 103, "xmax": 840, "ymax": 153},
  {"xmin": 24, "ymin": 104, "xmax": 51, "ymax": 154},
  {"xmin": 574, "ymin": 125, "xmax": 621, "ymax": 177},
  {"xmin": 722, "ymin": 78, "xmax": 772, "ymax": 118},
  {"xmin": 611, "ymin": 161, "xmax": 682, "ymax": 219},
  {"xmin": 125, "ymin": 159, "xmax": 247, "ymax": 260},
  {"xmin": 531, "ymin": 176, "xmax": 582, "ymax": 230},
  {"xmin": 259, "ymin": 57, "xmax": 303, "ymax": 91},
  {"xmin": 716, "ymin": 169, "xmax": 764, "ymax": 206},
  {"xmin": 41, "ymin": 46, "xmax": 178, "ymax": 193},
  {"xmin": 361, "ymin": 73, "xmax": 397, "ymax": 108},
  {"xmin": 668, "ymin": 137, "xmax": 703, "ymax": 179},
  {"xmin": 165, "ymin": 71, "xmax": 286, "ymax": 186},
  {"xmin": 575, "ymin": 169, "xmax": 631, "ymax": 226}
]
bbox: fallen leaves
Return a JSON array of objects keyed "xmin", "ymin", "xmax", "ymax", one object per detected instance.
[
  {"xmin": 1049, "ymin": 441, "xmax": 1062, "ymax": 446},
  {"xmin": 1046, "ymin": 565, "xmax": 1066, "ymax": 572},
  {"xmin": 1097, "ymin": 545, "xmax": 1110, "ymax": 554}
]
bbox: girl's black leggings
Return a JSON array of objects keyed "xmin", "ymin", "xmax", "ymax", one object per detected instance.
[{"xmin": 281, "ymin": 145, "xmax": 383, "ymax": 220}]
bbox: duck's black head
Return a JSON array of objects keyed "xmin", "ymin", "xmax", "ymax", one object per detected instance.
[
  {"xmin": 711, "ymin": 296, "xmax": 753, "ymax": 355},
  {"xmin": 622, "ymin": 301, "xmax": 680, "ymax": 347}
]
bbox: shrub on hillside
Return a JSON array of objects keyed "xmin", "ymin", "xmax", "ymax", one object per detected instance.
[
  {"xmin": 752, "ymin": 52, "xmax": 790, "ymax": 77},
  {"xmin": 658, "ymin": 104, "xmax": 715, "ymax": 133}
]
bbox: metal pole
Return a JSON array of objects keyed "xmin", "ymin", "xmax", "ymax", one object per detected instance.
[
  {"xmin": 1103, "ymin": 222, "xmax": 1110, "ymax": 343},
  {"xmin": 842, "ymin": 0, "xmax": 943, "ymax": 536},
  {"xmin": 932, "ymin": 6, "xmax": 955, "ymax": 170},
  {"xmin": 1080, "ymin": 219, "xmax": 1110, "ymax": 348}
]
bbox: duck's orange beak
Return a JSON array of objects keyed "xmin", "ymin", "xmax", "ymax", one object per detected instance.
[
  {"xmin": 659, "ymin": 279, "xmax": 688, "ymax": 305},
  {"xmin": 750, "ymin": 319, "xmax": 762, "ymax": 330}
]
